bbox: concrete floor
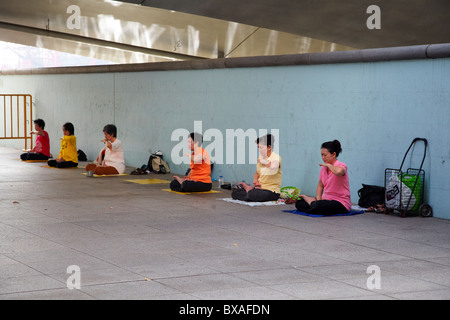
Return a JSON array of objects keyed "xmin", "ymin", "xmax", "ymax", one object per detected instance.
[{"xmin": 1, "ymin": 146, "xmax": 450, "ymax": 300}]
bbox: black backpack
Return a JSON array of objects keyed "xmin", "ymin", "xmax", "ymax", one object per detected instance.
[
  {"xmin": 77, "ymin": 149, "xmax": 87, "ymax": 161},
  {"xmin": 358, "ymin": 184, "xmax": 385, "ymax": 208}
]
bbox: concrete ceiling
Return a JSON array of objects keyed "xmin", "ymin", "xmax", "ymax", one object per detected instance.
[
  {"xmin": 129, "ymin": 0, "xmax": 450, "ymax": 49},
  {"xmin": 0, "ymin": 0, "xmax": 449, "ymax": 65}
]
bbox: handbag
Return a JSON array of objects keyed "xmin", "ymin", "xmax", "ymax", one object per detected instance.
[{"xmin": 358, "ymin": 184, "xmax": 385, "ymax": 208}]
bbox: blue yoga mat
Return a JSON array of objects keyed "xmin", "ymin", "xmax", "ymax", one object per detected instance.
[{"xmin": 283, "ymin": 209, "xmax": 365, "ymax": 217}]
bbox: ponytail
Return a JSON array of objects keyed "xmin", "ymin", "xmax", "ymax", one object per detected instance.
[{"xmin": 321, "ymin": 139, "xmax": 342, "ymax": 157}]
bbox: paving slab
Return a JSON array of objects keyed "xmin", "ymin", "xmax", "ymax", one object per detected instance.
[{"xmin": 1, "ymin": 146, "xmax": 450, "ymax": 300}]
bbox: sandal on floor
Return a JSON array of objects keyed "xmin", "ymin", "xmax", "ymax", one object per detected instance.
[{"xmin": 130, "ymin": 168, "xmax": 145, "ymax": 175}]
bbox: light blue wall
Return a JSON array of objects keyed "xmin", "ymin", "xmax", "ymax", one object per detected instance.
[{"xmin": 1, "ymin": 58, "xmax": 449, "ymax": 219}]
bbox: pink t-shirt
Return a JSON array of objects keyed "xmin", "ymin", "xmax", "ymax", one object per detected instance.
[
  {"xmin": 319, "ymin": 159, "xmax": 351, "ymax": 211},
  {"xmin": 34, "ymin": 131, "xmax": 50, "ymax": 157}
]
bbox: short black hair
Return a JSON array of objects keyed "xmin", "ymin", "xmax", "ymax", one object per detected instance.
[
  {"xmin": 34, "ymin": 119, "xmax": 45, "ymax": 129},
  {"xmin": 63, "ymin": 122, "xmax": 75, "ymax": 135},
  {"xmin": 189, "ymin": 132, "xmax": 203, "ymax": 146},
  {"xmin": 103, "ymin": 124, "xmax": 117, "ymax": 138},
  {"xmin": 256, "ymin": 134, "xmax": 274, "ymax": 147},
  {"xmin": 321, "ymin": 139, "xmax": 342, "ymax": 157}
]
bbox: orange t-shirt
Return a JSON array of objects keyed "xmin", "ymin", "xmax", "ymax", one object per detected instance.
[{"xmin": 188, "ymin": 147, "xmax": 212, "ymax": 183}]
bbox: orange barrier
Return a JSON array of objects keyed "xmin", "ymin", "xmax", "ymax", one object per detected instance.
[{"xmin": 0, "ymin": 94, "xmax": 33, "ymax": 150}]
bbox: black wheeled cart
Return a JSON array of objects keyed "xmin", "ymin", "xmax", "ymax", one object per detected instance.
[{"xmin": 384, "ymin": 138, "xmax": 432, "ymax": 217}]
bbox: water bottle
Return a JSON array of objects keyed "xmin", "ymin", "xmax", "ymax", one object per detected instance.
[{"xmin": 218, "ymin": 176, "xmax": 224, "ymax": 187}]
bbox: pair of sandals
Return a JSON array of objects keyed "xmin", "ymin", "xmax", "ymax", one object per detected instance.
[
  {"xmin": 130, "ymin": 165, "xmax": 149, "ymax": 175},
  {"xmin": 366, "ymin": 203, "xmax": 386, "ymax": 213}
]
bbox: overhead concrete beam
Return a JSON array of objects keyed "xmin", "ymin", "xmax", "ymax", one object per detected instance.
[{"xmin": 2, "ymin": 43, "xmax": 449, "ymax": 75}]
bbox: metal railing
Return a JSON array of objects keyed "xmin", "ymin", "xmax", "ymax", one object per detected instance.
[{"xmin": 0, "ymin": 94, "xmax": 33, "ymax": 150}]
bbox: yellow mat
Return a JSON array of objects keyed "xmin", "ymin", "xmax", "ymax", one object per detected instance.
[
  {"xmin": 41, "ymin": 165, "xmax": 80, "ymax": 169},
  {"xmin": 125, "ymin": 178, "xmax": 170, "ymax": 184},
  {"xmin": 82, "ymin": 173, "xmax": 128, "ymax": 177},
  {"xmin": 14, "ymin": 158, "xmax": 48, "ymax": 162},
  {"xmin": 162, "ymin": 188, "xmax": 221, "ymax": 195}
]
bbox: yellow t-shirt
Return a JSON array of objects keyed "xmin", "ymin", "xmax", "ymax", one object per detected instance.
[
  {"xmin": 257, "ymin": 152, "xmax": 282, "ymax": 193},
  {"xmin": 58, "ymin": 135, "xmax": 78, "ymax": 163}
]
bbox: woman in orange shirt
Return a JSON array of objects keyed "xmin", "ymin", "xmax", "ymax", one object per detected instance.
[{"xmin": 170, "ymin": 132, "xmax": 212, "ymax": 192}]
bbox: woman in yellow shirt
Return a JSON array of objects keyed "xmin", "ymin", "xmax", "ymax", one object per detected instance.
[
  {"xmin": 232, "ymin": 134, "xmax": 282, "ymax": 202},
  {"xmin": 48, "ymin": 122, "xmax": 78, "ymax": 168}
]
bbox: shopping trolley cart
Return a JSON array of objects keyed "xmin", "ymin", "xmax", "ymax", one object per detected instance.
[{"xmin": 384, "ymin": 138, "xmax": 432, "ymax": 217}]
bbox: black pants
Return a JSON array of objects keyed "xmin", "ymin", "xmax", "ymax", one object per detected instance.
[
  {"xmin": 231, "ymin": 187, "xmax": 280, "ymax": 202},
  {"xmin": 295, "ymin": 199, "xmax": 349, "ymax": 215},
  {"xmin": 170, "ymin": 179, "xmax": 212, "ymax": 192},
  {"xmin": 47, "ymin": 160, "xmax": 78, "ymax": 168},
  {"xmin": 21, "ymin": 152, "xmax": 49, "ymax": 161}
]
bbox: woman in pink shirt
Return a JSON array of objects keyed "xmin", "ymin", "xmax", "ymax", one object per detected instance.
[{"xmin": 295, "ymin": 140, "xmax": 351, "ymax": 215}]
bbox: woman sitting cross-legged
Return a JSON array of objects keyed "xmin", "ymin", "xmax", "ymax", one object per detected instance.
[
  {"xmin": 170, "ymin": 132, "xmax": 212, "ymax": 192},
  {"xmin": 231, "ymin": 134, "xmax": 282, "ymax": 202},
  {"xmin": 20, "ymin": 118, "xmax": 50, "ymax": 161},
  {"xmin": 86, "ymin": 124, "xmax": 125, "ymax": 175},
  {"xmin": 47, "ymin": 122, "xmax": 78, "ymax": 168},
  {"xmin": 295, "ymin": 139, "xmax": 351, "ymax": 215}
]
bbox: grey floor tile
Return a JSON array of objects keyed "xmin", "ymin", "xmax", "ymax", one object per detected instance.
[
  {"xmin": 340, "ymin": 274, "xmax": 448, "ymax": 295},
  {"xmin": 298, "ymin": 262, "xmax": 396, "ymax": 281},
  {"xmin": 388, "ymin": 288, "xmax": 450, "ymax": 300},
  {"xmin": 154, "ymin": 273, "xmax": 256, "ymax": 294},
  {"xmin": 191, "ymin": 286, "xmax": 297, "ymax": 300},
  {"xmin": 0, "ymin": 288, "xmax": 96, "ymax": 300},
  {"xmin": 0, "ymin": 274, "xmax": 66, "ymax": 295},
  {"xmin": 268, "ymin": 279, "xmax": 378, "ymax": 300},
  {"xmin": 230, "ymin": 267, "xmax": 325, "ymax": 286},
  {"xmin": 1, "ymin": 146, "xmax": 450, "ymax": 300},
  {"xmin": 80, "ymin": 279, "xmax": 181, "ymax": 299}
]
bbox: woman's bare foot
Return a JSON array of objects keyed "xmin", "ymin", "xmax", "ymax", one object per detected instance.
[
  {"xmin": 239, "ymin": 182, "xmax": 254, "ymax": 192},
  {"xmin": 299, "ymin": 194, "xmax": 316, "ymax": 205}
]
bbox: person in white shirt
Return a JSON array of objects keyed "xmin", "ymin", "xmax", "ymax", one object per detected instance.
[{"xmin": 85, "ymin": 124, "xmax": 125, "ymax": 175}]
